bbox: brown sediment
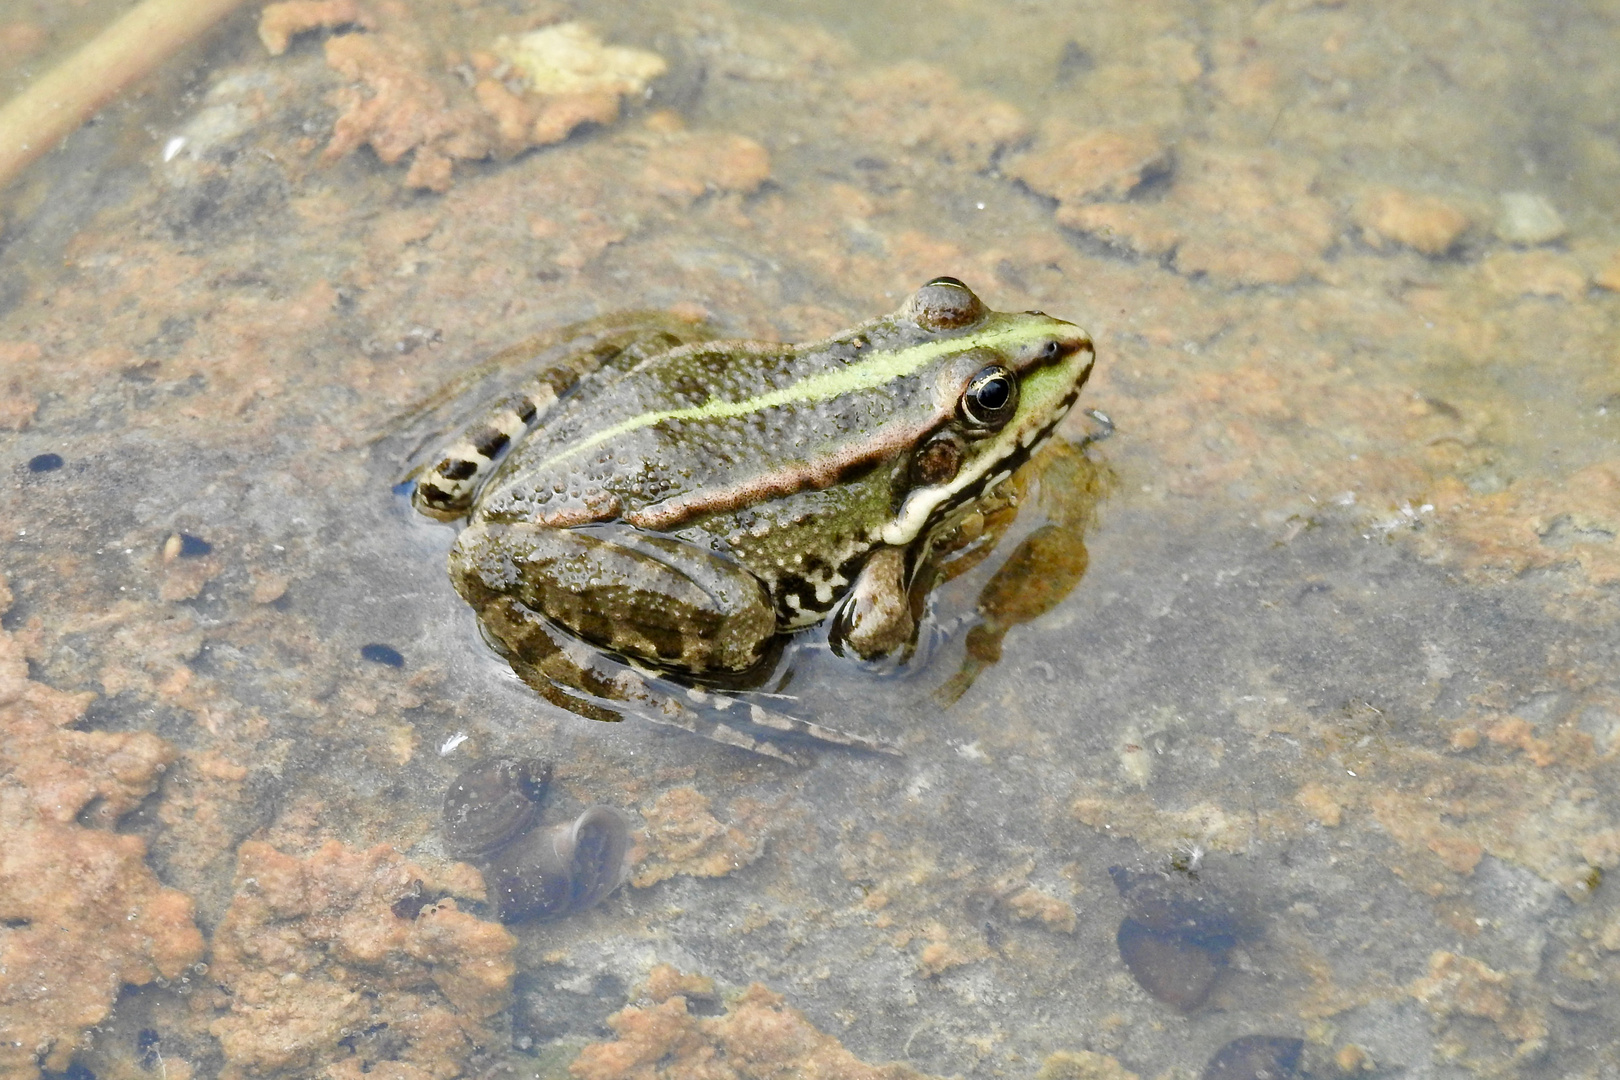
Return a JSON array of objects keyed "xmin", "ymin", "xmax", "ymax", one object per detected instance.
[
  {"xmin": 1409, "ymin": 952, "xmax": 1548, "ymax": 1061},
  {"xmin": 1354, "ymin": 187, "xmax": 1473, "ymax": 256},
  {"xmin": 0, "ymin": 574, "xmax": 205, "ymax": 1078},
  {"xmin": 208, "ymin": 840, "xmax": 514, "ymax": 1079},
  {"xmin": 257, "ymin": 0, "xmax": 374, "ymax": 56},
  {"xmin": 639, "ymin": 131, "xmax": 772, "ymax": 205},
  {"xmin": 1008, "ymin": 128, "xmax": 1171, "ymax": 206},
  {"xmin": 0, "ymin": 0, "xmax": 250, "ymax": 192},
  {"xmin": 258, "ymin": 9, "xmax": 673, "ymax": 191},
  {"xmin": 844, "ymin": 60, "xmax": 1030, "ymax": 171},
  {"xmin": 630, "ymin": 787, "xmax": 768, "ymax": 888},
  {"xmin": 1037, "ymin": 1050, "xmax": 1140, "ymax": 1080},
  {"xmin": 570, "ymin": 974, "xmax": 939, "ymax": 1080}
]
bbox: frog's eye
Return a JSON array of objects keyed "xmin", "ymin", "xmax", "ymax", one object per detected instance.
[
  {"xmin": 908, "ymin": 277, "xmax": 986, "ymax": 331},
  {"xmin": 960, "ymin": 365, "xmax": 1019, "ymax": 430}
]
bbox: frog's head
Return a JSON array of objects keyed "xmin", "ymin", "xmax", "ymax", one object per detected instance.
[{"xmin": 880, "ymin": 277, "xmax": 1095, "ymax": 547}]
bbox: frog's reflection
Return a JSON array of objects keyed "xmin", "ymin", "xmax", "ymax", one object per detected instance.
[{"xmin": 934, "ymin": 433, "xmax": 1113, "ymax": 705}]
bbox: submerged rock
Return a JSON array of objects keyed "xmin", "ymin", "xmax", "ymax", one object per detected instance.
[
  {"xmin": 442, "ymin": 757, "xmax": 553, "ymax": 859},
  {"xmin": 440, "ymin": 758, "xmax": 630, "ymax": 923},
  {"xmin": 1115, "ymin": 918, "xmax": 1224, "ymax": 1011},
  {"xmin": 1200, "ymin": 1036, "xmax": 1304, "ymax": 1080},
  {"xmin": 1496, "ymin": 192, "xmax": 1568, "ymax": 245},
  {"xmin": 1110, "ymin": 864, "xmax": 1249, "ymax": 1010}
]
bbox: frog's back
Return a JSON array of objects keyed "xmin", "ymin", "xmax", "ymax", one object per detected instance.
[{"xmin": 472, "ymin": 319, "xmax": 947, "ymax": 531}]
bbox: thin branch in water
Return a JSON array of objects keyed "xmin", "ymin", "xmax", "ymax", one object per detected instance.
[{"xmin": 0, "ymin": 0, "xmax": 250, "ymax": 193}]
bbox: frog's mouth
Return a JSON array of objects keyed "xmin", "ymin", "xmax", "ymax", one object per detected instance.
[{"xmin": 880, "ymin": 348, "xmax": 1094, "ymax": 549}]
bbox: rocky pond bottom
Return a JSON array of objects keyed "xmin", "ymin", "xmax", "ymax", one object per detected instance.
[{"xmin": 2, "ymin": 0, "xmax": 1619, "ymax": 1076}]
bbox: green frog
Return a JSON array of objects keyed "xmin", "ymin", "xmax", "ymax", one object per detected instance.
[{"xmin": 412, "ymin": 278, "xmax": 1095, "ymax": 762}]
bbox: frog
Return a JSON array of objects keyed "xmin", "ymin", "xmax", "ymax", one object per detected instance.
[{"xmin": 411, "ymin": 277, "xmax": 1095, "ymax": 762}]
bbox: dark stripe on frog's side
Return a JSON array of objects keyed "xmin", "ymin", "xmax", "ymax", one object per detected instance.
[
  {"xmin": 622, "ymin": 419, "xmax": 933, "ymax": 533},
  {"xmin": 474, "ymin": 316, "xmax": 1084, "ymax": 534}
]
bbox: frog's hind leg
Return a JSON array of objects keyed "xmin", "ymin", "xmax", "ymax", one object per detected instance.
[
  {"xmin": 414, "ymin": 391, "xmax": 551, "ymax": 518},
  {"xmin": 478, "ymin": 593, "xmax": 812, "ymax": 765},
  {"xmin": 411, "ymin": 338, "xmax": 629, "ymax": 518},
  {"xmin": 475, "ymin": 594, "xmax": 895, "ymax": 764}
]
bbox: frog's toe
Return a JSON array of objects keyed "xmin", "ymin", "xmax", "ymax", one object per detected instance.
[{"xmin": 708, "ymin": 688, "xmax": 904, "ymax": 758}]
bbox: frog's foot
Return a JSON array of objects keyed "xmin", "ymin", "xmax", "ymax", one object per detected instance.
[
  {"xmin": 508, "ymin": 653, "xmax": 810, "ymax": 765},
  {"xmin": 644, "ymin": 672, "xmax": 904, "ymax": 760},
  {"xmin": 481, "ymin": 596, "xmax": 898, "ymax": 764},
  {"xmin": 613, "ymin": 669, "xmax": 815, "ymax": 766}
]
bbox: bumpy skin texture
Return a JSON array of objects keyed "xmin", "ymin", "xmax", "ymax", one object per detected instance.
[{"xmin": 418, "ymin": 280, "xmax": 1093, "ymax": 756}]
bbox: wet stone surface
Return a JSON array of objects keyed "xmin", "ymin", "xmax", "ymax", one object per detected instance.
[{"xmin": 2, "ymin": 0, "xmax": 1619, "ymax": 1077}]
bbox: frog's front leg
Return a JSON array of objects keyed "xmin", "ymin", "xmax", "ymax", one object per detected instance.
[
  {"xmin": 451, "ymin": 521, "xmax": 780, "ymax": 675},
  {"xmin": 830, "ymin": 546, "xmax": 915, "ymax": 660}
]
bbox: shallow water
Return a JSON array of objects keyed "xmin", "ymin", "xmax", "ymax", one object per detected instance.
[{"xmin": 2, "ymin": 0, "xmax": 1619, "ymax": 1077}]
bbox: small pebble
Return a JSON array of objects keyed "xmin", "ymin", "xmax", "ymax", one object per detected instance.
[
  {"xmin": 442, "ymin": 757, "xmax": 552, "ymax": 858},
  {"xmin": 1109, "ymin": 865, "xmax": 1242, "ymax": 945},
  {"xmin": 163, "ymin": 532, "xmax": 212, "ymax": 560},
  {"xmin": 1116, "ymin": 917, "xmax": 1224, "ymax": 1010},
  {"xmin": 1335, "ymin": 1044, "xmax": 1371, "ymax": 1073},
  {"xmin": 360, "ymin": 643, "xmax": 406, "ymax": 667},
  {"xmin": 1496, "ymin": 192, "xmax": 1567, "ymax": 245},
  {"xmin": 27, "ymin": 453, "xmax": 63, "ymax": 472},
  {"xmin": 1355, "ymin": 188, "xmax": 1469, "ymax": 256},
  {"xmin": 1201, "ymin": 1035, "xmax": 1304, "ymax": 1080},
  {"xmin": 179, "ymin": 533, "xmax": 212, "ymax": 557}
]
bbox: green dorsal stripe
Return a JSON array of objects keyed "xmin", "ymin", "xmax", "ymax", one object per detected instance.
[{"xmin": 536, "ymin": 320, "xmax": 1054, "ymax": 472}]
